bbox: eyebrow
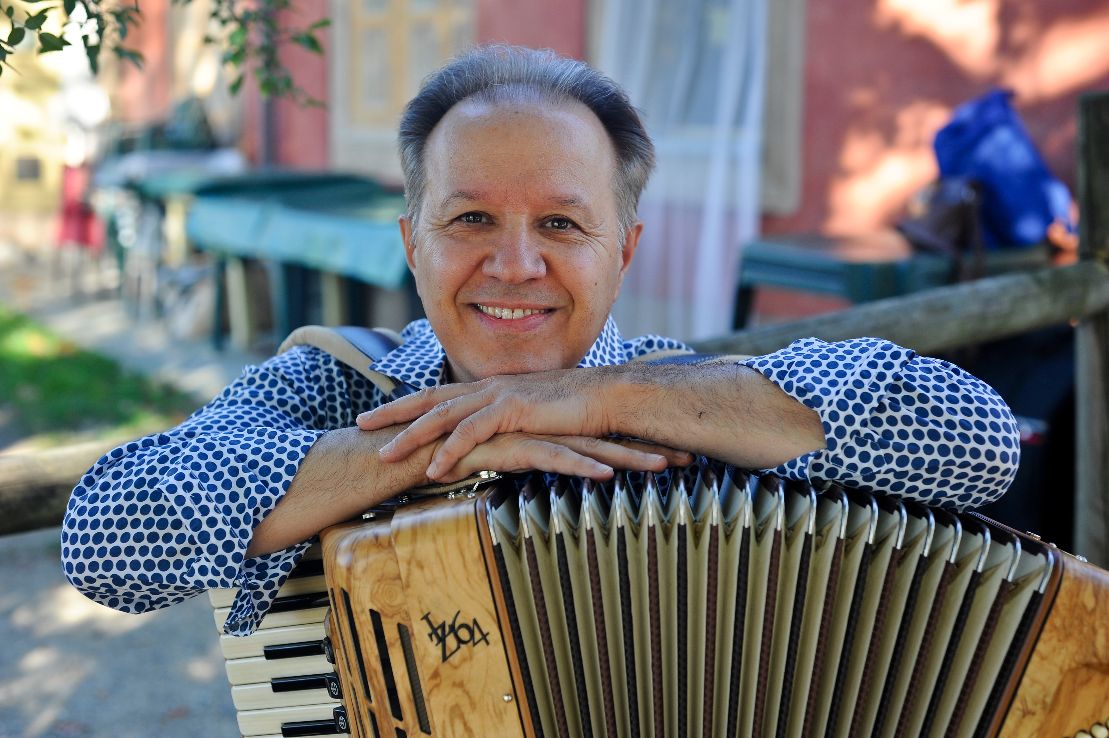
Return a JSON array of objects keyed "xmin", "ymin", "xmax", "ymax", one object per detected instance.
[
  {"xmin": 438, "ymin": 191, "xmax": 595, "ymax": 217},
  {"xmin": 439, "ymin": 190, "xmax": 484, "ymax": 211}
]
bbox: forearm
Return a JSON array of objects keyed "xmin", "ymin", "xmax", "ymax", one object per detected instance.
[
  {"xmin": 606, "ymin": 362, "xmax": 825, "ymax": 469},
  {"xmin": 246, "ymin": 425, "xmax": 434, "ymax": 557}
]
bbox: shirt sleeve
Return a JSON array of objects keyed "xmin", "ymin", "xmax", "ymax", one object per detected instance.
[
  {"xmin": 60, "ymin": 346, "xmax": 359, "ymax": 636},
  {"xmin": 741, "ymin": 337, "xmax": 1020, "ymax": 510}
]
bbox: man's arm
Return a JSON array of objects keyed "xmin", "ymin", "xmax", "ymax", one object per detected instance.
[
  {"xmin": 360, "ymin": 361, "xmax": 822, "ymax": 475},
  {"xmin": 62, "ymin": 344, "xmax": 689, "ymax": 634},
  {"xmin": 247, "ymin": 424, "xmax": 690, "ymax": 557},
  {"xmin": 359, "ymin": 338, "xmax": 1021, "ymax": 509}
]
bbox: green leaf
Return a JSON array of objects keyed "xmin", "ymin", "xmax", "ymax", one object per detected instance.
[
  {"xmin": 37, "ymin": 32, "xmax": 67, "ymax": 53},
  {"xmin": 291, "ymin": 32, "xmax": 321, "ymax": 54},
  {"xmin": 228, "ymin": 26, "xmax": 245, "ymax": 46},
  {"xmin": 0, "ymin": 48, "xmax": 7, "ymax": 62},
  {"xmin": 7, "ymin": 26, "xmax": 24, "ymax": 45},
  {"xmin": 24, "ymin": 11, "xmax": 49, "ymax": 30},
  {"xmin": 5, "ymin": 7, "xmax": 13, "ymax": 18},
  {"xmin": 228, "ymin": 73, "xmax": 243, "ymax": 95},
  {"xmin": 223, "ymin": 46, "xmax": 245, "ymax": 66},
  {"xmin": 113, "ymin": 46, "xmax": 143, "ymax": 68},
  {"xmin": 308, "ymin": 18, "xmax": 331, "ymax": 30},
  {"xmin": 63, "ymin": 0, "xmax": 75, "ymax": 15}
]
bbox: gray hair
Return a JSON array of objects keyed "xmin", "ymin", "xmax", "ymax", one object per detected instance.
[{"xmin": 398, "ymin": 45, "xmax": 655, "ymax": 235}]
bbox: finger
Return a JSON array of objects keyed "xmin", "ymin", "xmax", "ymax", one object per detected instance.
[
  {"xmin": 433, "ymin": 436, "xmax": 614, "ymax": 483},
  {"xmin": 426, "ymin": 404, "xmax": 523, "ymax": 477},
  {"xmin": 355, "ymin": 383, "xmax": 480, "ymax": 430},
  {"xmin": 607, "ymin": 438, "xmax": 696, "ymax": 467},
  {"xmin": 378, "ymin": 392, "xmax": 495, "ymax": 462},
  {"xmin": 553, "ymin": 436, "xmax": 672, "ymax": 472}
]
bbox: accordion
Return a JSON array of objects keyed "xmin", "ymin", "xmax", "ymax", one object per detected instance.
[{"xmin": 211, "ymin": 467, "xmax": 1109, "ymax": 738}]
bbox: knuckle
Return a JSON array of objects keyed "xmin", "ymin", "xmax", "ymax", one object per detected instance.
[{"xmin": 456, "ymin": 417, "xmax": 478, "ymax": 440}]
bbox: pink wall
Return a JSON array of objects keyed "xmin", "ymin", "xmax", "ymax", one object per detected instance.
[
  {"xmin": 254, "ymin": 0, "xmax": 586, "ymax": 169},
  {"xmin": 474, "ymin": 0, "xmax": 586, "ymax": 59},
  {"xmin": 240, "ymin": 2, "xmax": 331, "ymax": 168},
  {"xmin": 763, "ymin": 0, "xmax": 1109, "ymax": 236},
  {"xmin": 111, "ymin": 0, "xmax": 172, "ymax": 125}
]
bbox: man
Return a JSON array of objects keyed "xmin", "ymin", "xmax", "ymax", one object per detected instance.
[{"xmin": 61, "ymin": 46, "xmax": 1019, "ymax": 636}]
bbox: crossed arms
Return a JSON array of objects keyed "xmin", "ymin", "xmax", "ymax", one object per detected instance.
[{"xmin": 246, "ymin": 360, "xmax": 825, "ymax": 557}]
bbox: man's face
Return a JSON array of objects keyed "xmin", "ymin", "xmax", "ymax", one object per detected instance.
[{"xmin": 401, "ymin": 98, "xmax": 640, "ymax": 383}]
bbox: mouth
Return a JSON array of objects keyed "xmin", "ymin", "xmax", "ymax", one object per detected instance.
[{"xmin": 474, "ymin": 304, "xmax": 554, "ymax": 321}]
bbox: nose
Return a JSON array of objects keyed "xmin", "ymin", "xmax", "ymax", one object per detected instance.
[{"xmin": 482, "ymin": 225, "xmax": 547, "ymax": 282}]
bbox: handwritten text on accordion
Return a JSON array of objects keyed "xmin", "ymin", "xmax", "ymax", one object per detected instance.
[{"xmin": 421, "ymin": 610, "xmax": 491, "ymax": 662}]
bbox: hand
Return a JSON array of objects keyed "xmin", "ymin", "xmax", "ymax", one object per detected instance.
[
  {"xmin": 427, "ymin": 432, "xmax": 691, "ymax": 483},
  {"xmin": 356, "ymin": 369, "xmax": 692, "ymax": 480}
]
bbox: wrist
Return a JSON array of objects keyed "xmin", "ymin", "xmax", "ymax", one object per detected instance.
[{"xmin": 599, "ymin": 363, "xmax": 661, "ymax": 440}]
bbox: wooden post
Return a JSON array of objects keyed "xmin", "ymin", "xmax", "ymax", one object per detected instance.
[{"xmin": 1075, "ymin": 92, "xmax": 1109, "ymax": 566}]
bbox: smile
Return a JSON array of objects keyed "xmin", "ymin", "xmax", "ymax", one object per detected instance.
[{"xmin": 475, "ymin": 305, "xmax": 552, "ymax": 320}]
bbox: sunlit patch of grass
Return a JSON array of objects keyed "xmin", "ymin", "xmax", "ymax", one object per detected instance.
[{"xmin": 0, "ymin": 306, "xmax": 198, "ymax": 449}]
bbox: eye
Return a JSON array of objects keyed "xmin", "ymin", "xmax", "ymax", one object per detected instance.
[
  {"xmin": 458, "ymin": 212, "xmax": 487, "ymax": 224},
  {"xmin": 545, "ymin": 217, "xmax": 575, "ymax": 231}
]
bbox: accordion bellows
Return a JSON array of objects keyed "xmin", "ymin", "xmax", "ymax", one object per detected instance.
[{"xmin": 214, "ymin": 468, "xmax": 1109, "ymax": 738}]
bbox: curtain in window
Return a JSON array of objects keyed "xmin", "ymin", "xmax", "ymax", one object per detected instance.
[{"xmin": 598, "ymin": 0, "xmax": 768, "ymax": 341}]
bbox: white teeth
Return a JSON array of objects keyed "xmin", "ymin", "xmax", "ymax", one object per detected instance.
[{"xmin": 477, "ymin": 305, "xmax": 546, "ymax": 320}]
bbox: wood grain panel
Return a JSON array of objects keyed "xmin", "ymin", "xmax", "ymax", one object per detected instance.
[
  {"xmin": 999, "ymin": 553, "xmax": 1109, "ymax": 736},
  {"xmin": 391, "ymin": 495, "xmax": 527, "ymax": 737}
]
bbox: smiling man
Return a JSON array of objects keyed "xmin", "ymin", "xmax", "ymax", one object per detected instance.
[{"xmin": 62, "ymin": 46, "xmax": 1020, "ymax": 635}]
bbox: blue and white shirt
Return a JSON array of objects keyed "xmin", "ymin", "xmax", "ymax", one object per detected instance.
[{"xmin": 61, "ymin": 317, "xmax": 1019, "ymax": 635}]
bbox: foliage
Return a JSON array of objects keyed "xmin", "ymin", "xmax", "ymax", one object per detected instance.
[
  {"xmin": 0, "ymin": 0, "xmax": 329, "ymax": 105},
  {"xmin": 0, "ymin": 305, "xmax": 199, "ymax": 449}
]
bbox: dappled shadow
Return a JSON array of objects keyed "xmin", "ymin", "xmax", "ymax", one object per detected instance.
[
  {"xmin": 763, "ymin": 0, "xmax": 1109, "ymax": 235},
  {"xmin": 0, "ymin": 527, "xmax": 237, "ymax": 738}
]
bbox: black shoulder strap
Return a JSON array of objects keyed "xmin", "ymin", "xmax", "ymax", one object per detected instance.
[
  {"xmin": 629, "ymin": 349, "xmax": 754, "ymax": 365},
  {"xmin": 277, "ymin": 325, "xmax": 416, "ymax": 398}
]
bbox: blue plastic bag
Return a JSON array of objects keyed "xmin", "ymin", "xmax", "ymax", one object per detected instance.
[{"xmin": 934, "ymin": 89, "xmax": 1073, "ymax": 249}]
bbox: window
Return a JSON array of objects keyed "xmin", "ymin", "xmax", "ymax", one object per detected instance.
[{"xmin": 329, "ymin": 0, "xmax": 475, "ymax": 183}]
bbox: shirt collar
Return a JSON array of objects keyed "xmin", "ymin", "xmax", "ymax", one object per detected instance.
[{"xmin": 370, "ymin": 316, "xmax": 628, "ymax": 388}]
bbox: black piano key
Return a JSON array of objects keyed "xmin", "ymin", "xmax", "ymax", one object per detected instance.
[
  {"xmin": 264, "ymin": 640, "xmax": 327, "ymax": 660},
  {"xmin": 271, "ymin": 672, "xmax": 342, "ymax": 700},
  {"xmin": 269, "ymin": 592, "xmax": 331, "ymax": 614},
  {"xmin": 289, "ymin": 558, "xmax": 325, "ymax": 579},
  {"xmin": 281, "ymin": 707, "xmax": 351, "ymax": 737},
  {"xmin": 281, "ymin": 719, "xmax": 339, "ymax": 736}
]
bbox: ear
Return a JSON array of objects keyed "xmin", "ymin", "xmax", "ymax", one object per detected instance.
[
  {"xmin": 619, "ymin": 222, "xmax": 643, "ymax": 280},
  {"xmin": 399, "ymin": 215, "xmax": 417, "ymax": 272}
]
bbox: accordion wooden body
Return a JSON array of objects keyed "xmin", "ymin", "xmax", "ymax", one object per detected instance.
[{"xmin": 211, "ymin": 467, "xmax": 1109, "ymax": 738}]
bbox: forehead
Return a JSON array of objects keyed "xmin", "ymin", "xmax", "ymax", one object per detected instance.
[{"xmin": 422, "ymin": 98, "xmax": 619, "ymax": 203}]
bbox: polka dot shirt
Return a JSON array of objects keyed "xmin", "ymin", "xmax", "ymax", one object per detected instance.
[{"xmin": 60, "ymin": 317, "xmax": 1019, "ymax": 635}]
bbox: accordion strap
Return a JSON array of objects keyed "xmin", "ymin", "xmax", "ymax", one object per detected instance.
[{"xmin": 278, "ymin": 324, "xmax": 410, "ymax": 397}]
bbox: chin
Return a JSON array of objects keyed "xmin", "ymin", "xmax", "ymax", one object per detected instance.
[{"xmin": 457, "ymin": 353, "xmax": 570, "ymax": 381}]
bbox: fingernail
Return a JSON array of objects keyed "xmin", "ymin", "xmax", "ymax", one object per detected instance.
[
  {"xmin": 426, "ymin": 461, "xmax": 441, "ymax": 478},
  {"xmin": 379, "ymin": 441, "xmax": 394, "ymax": 456}
]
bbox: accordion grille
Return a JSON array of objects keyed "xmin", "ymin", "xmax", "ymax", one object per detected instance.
[{"xmin": 484, "ymin": 467, "xmax": 1053, "ymax": 738}]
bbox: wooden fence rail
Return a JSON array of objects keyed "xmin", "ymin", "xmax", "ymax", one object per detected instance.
[{"xmin": 692, "ymin": 261, "xmax": 1109, "ymax": 357}]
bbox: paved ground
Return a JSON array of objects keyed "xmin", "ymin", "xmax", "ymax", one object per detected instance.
[{"xmin": 0, "ymin": 245, "xmax": 266, "ymax": 738}]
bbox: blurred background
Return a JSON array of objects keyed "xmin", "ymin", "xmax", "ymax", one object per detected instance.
[{"xmin": 2, "ymin": 0, "xmax": 1108, "ymax": 736}]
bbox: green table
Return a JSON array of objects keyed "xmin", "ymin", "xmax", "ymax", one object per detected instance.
[
  {"xmin": 185, "ymin": 174, "xmax": 411, "ymax": 350},
  {"xmin": 733, "ymin": 231, "xmax": 1049, "ymax": 328}
]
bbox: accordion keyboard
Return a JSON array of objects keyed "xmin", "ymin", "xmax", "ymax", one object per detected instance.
[{"xmin": 209, "ymin": 544, "xmax": 350, "ymax": 737}]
